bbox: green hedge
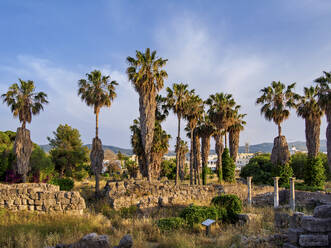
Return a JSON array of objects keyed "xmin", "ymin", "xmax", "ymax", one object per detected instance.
[
  {"xmin": 157, "ymin": 217, "xmax": 185, "ymax": 231},
  {"xmin": 179, "ymin": 205, "xmax": 220, "ymax": 227},
  {"xmin": 211, "ymin": 194, "xmax": 242, "ymax": 222},
  {"xmin": 50, "ymin": 177, "xmax": 74, "ymax": 191}
]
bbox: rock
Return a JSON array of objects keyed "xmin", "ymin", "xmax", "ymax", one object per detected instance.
[
  {"xmin": 287, "ymin": 228, "xmax": 304, "ymax": 244},
  {"xmin": 301, "ymin": 216, "xmax": 331, "ymax": 232},
  {"xmin": 237, "ymin": 213, "xmax": 261, "ymax": 224},
  {"xmin": 71, "ymin": 233, "xmax": 110, "ymax": 248},
  {"xmin": 289, "ymin": 212, "xmax": 304, "ymax": 228},
  {"xmin": 275, "ymin": 212, "xmax": 290, "ymax": 228},
  {"xmin": 117, "ymin": 234, "xmax": 133, "ymax": 248},
  {"xmin": 90, "ymin": 138, "xmax": 104, "ymax": 175},
  {"xmin": 298, "ymin": 234, "xmax": 329, "ymax": 247},
  {"xmin": 313, "ymin": 204, "xmax": 331, "ymax": 218},
  {"xmin": 282, "ymin": 243, "xmax": 299, "ymax": 248},
  {"xmin": 270, "ymin": 136, "xmax": 290, "ymax": 165}
]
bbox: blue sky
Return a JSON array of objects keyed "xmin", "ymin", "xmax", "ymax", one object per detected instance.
[{"xmin": 0, "ymin": 0, "xmax": 331, "ymax": 149}]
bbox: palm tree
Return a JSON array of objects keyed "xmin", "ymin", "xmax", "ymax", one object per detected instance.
[
  {"xmin": 78, "ymin": 70, "xmax": 118, "ymax": 196},
  {"xmin": 127, "ymin": 48, "xmax": 168, "ymax": 181},
  {"xmin": 314, "ymin": 71, "xmax": 331, "ymax": 172},
  {"xmin": 256, "ymin": 81, "xmax": 298, "ymax": 165},
  {"xmin": 2, "ymin": 79, "xmax": 48, "ymax": 182},
  {"xmin": 206, "ymin": 93, "xmax": 236, "ymax": 183},
  {"xmin": 130, "ymin": 95, "xmax": 170, "ymax": 179},
  {"xmin": 296, "ymin": 86, "xmax": 324, "ymax": 158},
  {"xmin": 176, "ymin": 139, "xmax": 189, "ymax": 180},
  {"xmin": 228, "ymin": 111, "xmax": 246, "ymax": 162},
  {"xmin": 196, "ymin": 115, "xmax": 215, "ymax": 185},
  {"xmin": 166, "ymin": 83, "xmax": 191, "ymax": 184},
  {"xmin": 193, "ymin": 127, "xmax": 202, "ymax": 185},
  {"xmin": 184, "ymin": 92, "xmax": 203, "ymax": 185}
]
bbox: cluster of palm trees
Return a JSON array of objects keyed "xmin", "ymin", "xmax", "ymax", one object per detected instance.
[
  {"xmin": 127, "ymin": 48, "xmax": 246, "ymax": 185},
  {"xmin": 2, "ymin": 47, "xmax": 329, "ymax": 191},
  {"xmin": 256, "ymin": 75, "xmax": 330, "ymax": 174}
]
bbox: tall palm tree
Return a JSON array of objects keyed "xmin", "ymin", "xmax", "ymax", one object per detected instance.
[
  {"xmin": 193, "ymin": 127, "xmax": 202, "ymax": 185},
  {"xmin": 256, "ymin": 81, "xmax": 298, "ymax": 165},
  {"xmin": 184, "ymin": 92, "xmax": 203, "ymax": 185},
  {"xmin": 228, "ymin": 111, "xmax": 247, "ymax": 162},
  {"xmin": 127, "ymin": 48, "xmax": 168, "ymax": 181},
  {"xmin": 196, "ymin": 115, "xmax": 215, "ymax": 185},
  {"xmin": 176, "ymin": 139, "xmax": 189, "ymax": 180},
  {"xmin": 130, "ymin": 95, "xmax": 170, "ymax": 180},
  {"xmin": 78, "ymin": 70, "xmax": 118, "ymax": 196},
  {"xmin": 166, "ymin": 83, "xmax": 191, "ymax": 184},
  {"xmin": 206, "ymin": 93, "xmax": 236, "ymax": 183},
  {"xmin": 296, "ymin": 86, "xmax": 324, "ymax": 158},
  {"xmin": 314, "ymin": 71, "xmax": 331, "ymax": 172},
  {"xmin": 2, "ymin": 79, "xmax": 48, "ymax": 182}
]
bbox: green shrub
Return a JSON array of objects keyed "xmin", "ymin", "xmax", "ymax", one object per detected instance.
[
  {"xmin": 240, "ymin": 154, "xmax": 273, "ymax": 185},
  {"xmin": 289, "ymin": 152, "xmax": 307, "ymax": 179},
  {"xmin": 50, "ymin": 177, "xmax": 74, "ymax": 191},
  {"xmin": 304, "ymin": 157, "xmax": 326, "ymax": 187},
  {"xmin": 180, "ymin": 205, "xmax": 219, "ymax": 227},
  {"xmin": 73, "ymin": 168, "xmax": 89, "ymax": 181},
  {"xmin": 283, "ymin": 182, "xmax": 324, "ymax": 192},
  {"xmin": 157, "ymin": 217, "xmax": 184, "ymax": 231},
  {"xmin": 317, "ymin": 153, "xmax": 330, "ymax": 179},
  {"xmin": 119, "ymin": 205, "xmax": 138, "ymax": 218},
  {"xmin": 160, "ymin": 159, "xmax": 176, "ymax": 180},
  {"xmin": 273, "ymin": 163, "xmax": 293, "ymax": 186},
  {"xmin": 211, "ymin": 194, "xmax": 242, "ymax": 222},
  {"xmin": 222, "ymin": 148, "xmax": 235, "ymax": 182},
  {"xmin": 101, "ymin": 204, "xmax": 117, "ymax": 219}
]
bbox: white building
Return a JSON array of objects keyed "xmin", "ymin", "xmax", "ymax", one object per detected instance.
[{"xmin": 235, "ymin": 153, "xmax": 254, "ymax": 169}]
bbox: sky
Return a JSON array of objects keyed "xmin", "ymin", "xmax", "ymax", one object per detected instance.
[{"xmin": 0, "ymin": 0, "xmax": 330, "ymax": 149}]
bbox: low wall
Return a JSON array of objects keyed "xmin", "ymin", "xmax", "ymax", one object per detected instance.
[
  {"xmin": 0, "ymin": 183, "xmax": 86, "ymax": 214},
  {"xmin": 279, "ymin": 203, "xmax": 331, "ymax": 247},
  {"xmin": 104, "ymin": 179, "xmax": 224, "ymax": 210}
]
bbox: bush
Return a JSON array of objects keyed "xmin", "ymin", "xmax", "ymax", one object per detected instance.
[
  {"xmin": 160, "ymin": 159, "xmax": 176, "ymax": 180},
  {"xmin": 317, "ymin": 153, "xmax": 330, "ymax": 179},
  {"xmin": 180, "ymin": 205, "xmax": 219, "ymax": 227},
  {"xmin": 240, "ymin": 154, "xmax": 273, "ymax": 185},
  {"xmin": 211, "ymin": 194, "xmax": 242, "ymax": 222},
  {"xmin": 119, "ymin": 205, "xmax": 138, "ymax": 218},
  {"xmin": 73, "ymin": 168, "xmax": 89, "ymax": 181},
  {"xmin": 222, "ymin": 148, "xmax": 236, "ymax": 182},
  {"xmin": 50, "ymin": 177, "xmax": 74, "ymax": 191},
  {"xmin": 273, "ymin": 163, "xmax": 293, "ymax": 186},
  {"xmin": 157, "ymin": 217, "xmax": 184, "ymax": 231},
  {"xmin": 289, "ymin": 152, "xmax": 307, "ymax": 179},
  {"xmin": 304, "ymin": 157, "xmax": 326, "ymax": 187}
]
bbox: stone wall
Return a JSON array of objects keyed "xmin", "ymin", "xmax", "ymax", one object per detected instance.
[
  {"xmin": 0, "ymin": 183, "xmax": 86, "ymax": 214},
  {"xmin": 103, "ymin": 179, "xmax": 224, "ymax": 210},
  {"xmin": 276, "ymin": 203, "xmax": 331, "ymax": 247}
]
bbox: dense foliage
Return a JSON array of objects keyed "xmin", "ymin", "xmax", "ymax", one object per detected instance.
[
  {"xmin": 180, "ymin": 205, "xmax": 220, "ymax": 227},
  {"xmin": 160, "ymin": 158, "xmax": 176, "ymax": 180},
  {"xmin": 157, "ymin": 217, "xmax": 185, "ymax": 231},
  {"xmin": 211, "ymin": 194, "xmax": 242, "ymax": 222},
  {"xmin": 240, "ymin": 154, "xmax": 274, "ymax": 185},
  {"xmin": 50, "ymin": 177, "xmax": 74, "ymax": 191},
  {"xmin": 48, "ymin": 124, "xmax": 89, "ymax": 177},
  {"xmin": 304, "ymin": 156, "xmax": 326, "ymax": 187},
  {"xmin": 222, "ymin": 148, "xmax": 236, "ymax": 182},
  {"xmin": 272, "ymin": 163, "xmax": 293, "ymax": 185}
]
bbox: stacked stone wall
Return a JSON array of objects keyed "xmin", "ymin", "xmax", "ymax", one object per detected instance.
[
  {"xmin": 281, "ymin": 204, "xmax": 331, "ymax": 247},
  {"xmin": 0, "ymin": 183, "xmax": 85, "ymax": 214},
  {"xmin": 104, "ymin": 179, "xmax": 224, "ymax": 210}
]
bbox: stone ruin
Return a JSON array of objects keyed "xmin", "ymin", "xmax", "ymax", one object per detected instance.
[
  {"xmin": 103, "ymin": 179, "xmax": 224, "ymax": 210},
  {"xmin": 275, "ymin": 203, "xmax": 331, "ymax": 248},
  {"xmin": 0, "ymin": 183, "xmax": 86, "ymax": 214}
]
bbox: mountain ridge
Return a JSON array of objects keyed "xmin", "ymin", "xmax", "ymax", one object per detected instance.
[{"xmin": 40, "ymin": 139, "xmax": 327, "ymax": 155}]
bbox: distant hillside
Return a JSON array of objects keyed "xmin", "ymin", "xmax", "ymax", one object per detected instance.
[
  {"xmin": 238, "ymin": 139, "xmax": 327, "ymax": 153},
  {"xmin": 40, "ymin": 139, "xmax": 326, "ymax": 156}
]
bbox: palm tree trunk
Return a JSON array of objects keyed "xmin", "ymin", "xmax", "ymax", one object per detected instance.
[
  {"xmin": 22, "ymin": 121, "xmax": 26, "ymax": 130},
  {"xmin": 201, "ymin": 135, "xmax": 210, "ymax": 185},
  {"xmin": 139, "ymin": 93, "xmax": 157, "ymax": 182},
  {"xmin": 175, "ymin": 115, "xmax": 181, "ymax": 185},
  {"xmin": 214, "ymin": 134, "xmax": 224, "ymax": 183},
  {"xmin": 95, "ymin": 112, "xmax": 99, "ymax": 138},
  {"xmin": 326, "ymin": 109, "xmax": 331, "ymax": 175},
  {"xmin": 305, "ymin": 117, "xmax": 321, "ymax": 158},
  {"xmin": 229, "ymin": 130, "xmax": 240, "ymax": 162},
  {"xmin": 278, "ymin": 123, "xmax": 282, "ymax": 137},
  {"xmin": 190, "ymin": 129, "xmax": 194, "ymax": 185},
  {"xmin": 194, "ymin": 129, "xmax": 201, "ymax": 185}
]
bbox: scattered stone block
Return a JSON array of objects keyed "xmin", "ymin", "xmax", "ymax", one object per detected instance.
[
  {"xmin": 301, "ymin": 216, "xmax": 331, "ymax": 233},
  {"xmin": 298, "ymin": 234, "xmax": 328, "ymax": 247},
  {"xmin": 313, "ymin": 204, "xmax": 331, "ymax": 218}
]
